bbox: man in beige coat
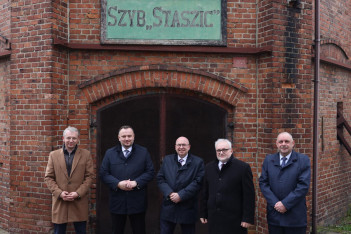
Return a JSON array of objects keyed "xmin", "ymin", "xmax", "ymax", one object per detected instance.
[{"xmin": 45, "ymin": 126, "xmax": 94, "ymax": 234}]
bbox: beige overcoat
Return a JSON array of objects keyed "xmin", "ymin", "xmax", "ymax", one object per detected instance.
[{"xmin": 44, "ymin": 147, "xmax": 94, "ymax": 224}]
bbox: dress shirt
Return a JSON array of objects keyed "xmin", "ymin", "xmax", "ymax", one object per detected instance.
[
  {"xmin": 218, "ymin": 161, "xmax": 226, "ymax": 170},
  {"xmin": 178, "ymin": 154, "xmax": 188, "ymax": 166},
  {"xmin": 280, "ymin": 152, "xmax": 292, "ymax": 166},
  {"xmin": 122, "ymin": 146, "xmax": 132, "ymax": 157}
]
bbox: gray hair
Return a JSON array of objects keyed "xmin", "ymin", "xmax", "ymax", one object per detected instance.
[
  {"xmin": 215, "ymin": 138, "xmax": 232, "ymax": 149},
  {"xmin": 63, "ymin": 126, "xmax": 80, "ymax": 137},
  {"xmin": 277, "ymin": 132, "xmax": 293, "ymax": 141}
]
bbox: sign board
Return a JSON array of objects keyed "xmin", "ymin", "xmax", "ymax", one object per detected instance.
[{"xmin": 101, "ymin": 0, "xmax": 227, "ymax": 46}]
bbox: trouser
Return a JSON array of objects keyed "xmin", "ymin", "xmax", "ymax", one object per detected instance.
[
  {"xmin": 54, "ymin": 221, "xmax": 86, "ymax": 234},
  {"xmin": 111, "ymin": 212, "xmax": 146, "ymax": 234},
  {"xmin": 268, "ymin": 224, "xmax": 307, "ymax": 234},
  {"xmin": 160, "ymin": 219, "xmax": 195, "ymax": 234}
]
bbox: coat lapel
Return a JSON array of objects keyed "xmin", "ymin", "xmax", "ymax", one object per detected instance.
[
  {"xmin": 70, "ymin": 148, "xmax": 82, "ymax": 176},
  {"xmin": 272, "ymin": 153, "xmax": 280, "ymax": 167},
  {"xmin": 57, "ymin": 149, "xmax": 69, "ymax": 179},
  {"xmin": 285, "ymin": 150, "xmax": 298, "ymax": 168}
]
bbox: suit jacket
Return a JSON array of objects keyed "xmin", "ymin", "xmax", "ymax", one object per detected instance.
[
  {"xmin": 157, "ymin": 153, "xmax": 205, "ymax": 224},
  {"xmin": 200, "ymin": 156, "xmax": 255, "ymax": 234},
  {"xmin": 259, "ymin": 150, "xmax": 311, "ymax": 227},
  {"xmin": 44, "ymin": 147, "xmax": 94, "ymax": 224},
  {"xmin": 99, "ymin": 143, "xmax": 155, "ymax": 214}
]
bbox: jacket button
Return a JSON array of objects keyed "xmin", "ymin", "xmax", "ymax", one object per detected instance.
[{"xmin": 68, "ymin": 181, "xmax": 71, "ymax": 184}]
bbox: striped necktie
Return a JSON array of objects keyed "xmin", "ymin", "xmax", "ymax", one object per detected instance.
[
  {"xmin": 281, "ymin": 157, "xmax": 287, "ymax": 167},
  {"xmin": 124, "ymin": 150, "xmax": 130, "ymax": 158}
]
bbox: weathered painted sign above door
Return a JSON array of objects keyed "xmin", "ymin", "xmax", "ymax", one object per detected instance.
[{"xmin": 101, "ymin": 0, "xmax": 227, "ymax": 46}]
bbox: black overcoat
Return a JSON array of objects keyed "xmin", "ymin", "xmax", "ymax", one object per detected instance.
[
  {"xmin": 200, "ymin": 156, "xmax": 255, "ymax": 234},
  {"xmin": 157, "ymin": 153, "xmax": 205, "ymax": 224}
]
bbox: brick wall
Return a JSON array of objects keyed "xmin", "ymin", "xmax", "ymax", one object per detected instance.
[
  {"xmin": 318, "ymin": 61, "xmax": 351, "ymax": 225},
  {"xmin": 0, "ymin": 0, "xmax": 350, "ymax": 233},
  {"xmin": 318, "ymin": 0, "xmax": 351, "ymax": 226},
  {"xmin": 8, "ymin": 0, "xmax": 61, "ymax": 232},
  {"xmin": 0, "ymin": 58, "xmax": 10, "ymax": 231},
  {"xmin": 0, "ymin": 0, "xmax": 11, "ymax": 231},
  {"xmin": 255, "ymin": 1, "xmax": 314, "ymax": 232}
]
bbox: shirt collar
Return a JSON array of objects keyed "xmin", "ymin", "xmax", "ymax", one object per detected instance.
[
  {"xmin": 279, "ymin": 152, "xmax": 292, "ymax": 162},
  {"xmin": 178, "ymin": 154, "xmax": 188, "ymax": 163},
  {"xmin": 122, "ymin": 146, "xmax": 132, "ymax": 152}
]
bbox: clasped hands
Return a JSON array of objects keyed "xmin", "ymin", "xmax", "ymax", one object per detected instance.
[
  {"xmin": 118, "ymin": 179, "xmax": 137, "ymax": 191},
  {"xmin": 274, "ymin": 201, "xmax": 287, "ymax": 213},
  {"xmin": 60, "ymin": 191, "xmax": 79, "ymax": 201}
]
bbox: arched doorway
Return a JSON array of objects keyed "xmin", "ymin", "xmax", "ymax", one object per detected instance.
[{"xmin": 96, "ymin": 93, "xmax": 228, "ymax": 233}]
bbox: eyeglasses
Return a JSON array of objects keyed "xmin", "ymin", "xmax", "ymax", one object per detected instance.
[
  {"xmin": 175, "ymin": 144, "xmax": 189, "ymax": 147},
  {"xmin": 216, "ymin": 148, "xmax": 230, "ymax": 153}
]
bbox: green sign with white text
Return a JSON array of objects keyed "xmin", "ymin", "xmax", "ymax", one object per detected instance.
[{"xmin": 101, "ymin": 0, "xmax": 226, "ymax": 45}]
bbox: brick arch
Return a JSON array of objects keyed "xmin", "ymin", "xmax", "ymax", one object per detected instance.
[
  {"xmin": 320, "ymin": 39, "xmax": 349, "ymax": 60},
  {"xmin": 78, "ymin": 64, "xmax": 248, "ymax": 106}
]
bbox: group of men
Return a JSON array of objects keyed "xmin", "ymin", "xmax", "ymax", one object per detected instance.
[{"xmin": 45, "ymin": 125, "xmax": 311, "ymax": 234}]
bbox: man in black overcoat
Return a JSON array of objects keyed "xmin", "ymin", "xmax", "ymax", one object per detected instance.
[{"xmin": 200, "ymin": 138, "xmax": 255, "ymax": 234}]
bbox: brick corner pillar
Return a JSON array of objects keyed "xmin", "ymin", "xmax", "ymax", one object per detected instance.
[
  {"xmin": 255, "ymin": 1, "xmax": 314, "ymax": 233},
  {"xmin": 8, "ymin": 0, "xmax": 69, "ymax": 232}
]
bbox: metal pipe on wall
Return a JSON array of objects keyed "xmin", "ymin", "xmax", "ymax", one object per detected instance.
[{"xmin": 312, "ymin": 0, "xmax": 320, "ymax": 233}]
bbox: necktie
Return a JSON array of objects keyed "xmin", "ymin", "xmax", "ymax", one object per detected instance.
[
  {"xmin": 124, "ymin": 150, "xmax": 130, "ymax": 158},
  {"xmin": 281, "ymin": 157, "xmax": 287, "ymax": 167},
  {"xmin": 179, "ymin": 158, "xmax": 184, "ymax": 165},
  {"xmin": 219, "ymin": 162, "xmax": 223, "ymax": 170}
]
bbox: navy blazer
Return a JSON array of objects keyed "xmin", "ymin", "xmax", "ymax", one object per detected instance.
[
  {"xmin": 259, "ymin": 150, "xmax": 311, "ymax": 227},
  {"xmin": 99, "ymin": 143, "xmax": 155, "ymax": 214},
  {"xmin": 157, "ymin": 153, "xmax": 205, "ymax": 224}
]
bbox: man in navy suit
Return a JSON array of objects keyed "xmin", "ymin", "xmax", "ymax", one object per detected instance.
[
  {"xmin": 99, "ymin": 125, "xmax": 155, "ymax": 234},
  {"xmin": 259, "ymin": 132, "xmax": 311, "ymax": 234}
]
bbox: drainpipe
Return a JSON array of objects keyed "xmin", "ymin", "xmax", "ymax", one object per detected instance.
[{"xmin": 312, "ymin": 0, "xmax": 320, "ymax": 233}]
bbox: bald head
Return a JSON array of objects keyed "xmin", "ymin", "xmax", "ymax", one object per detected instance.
[
  {"xmin": 175, "ymin": 136, "xmax": 191, "ymax": 158},
  {"xmin": 276, "ymin": 132, "xmax": 295, "ymax": 156}
]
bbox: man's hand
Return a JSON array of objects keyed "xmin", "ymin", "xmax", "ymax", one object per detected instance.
[
  {"xmin": 169, "ymin": 192, "xmax": 181, "ymax": 203},
  {"xmin": 118, "ymin": 180, "xmax": 137, "ymax": 191},
  {"xmin": 60, "ymin": 191, "xmax": 78, "ymax": 201},
  {"xmin": 200, "ymin": 218, "xmax": 207, "ymax": 224},
  {"xmin": 241, "ymin": 222, "xmax": 252, "ymax": 228},
  {"xmin": 126, "ymin": 180, "xmax": 137, "ymax": 189},
  {"xmin": 274, "ymin": 201, "xmax": 287, "ymax": 213}
]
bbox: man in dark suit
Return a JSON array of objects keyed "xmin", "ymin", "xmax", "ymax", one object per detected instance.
[
  {"xmin": 157, "ymin": 136, "xmax": 205, "ymax": 234},
  {"xmin": 200, "ymin": 138, "xmax": 255, "ymax": 234},
  {"xmin": 45, "ymin": 126, "xmax": 94, "ymax": 234},
  {"xmin": 259, "ymin": 132, "xmax": 311, "ymax": 234},
  {"xmin": 99, "ymin": 125, "xmax": 155, "ymax": 234}
]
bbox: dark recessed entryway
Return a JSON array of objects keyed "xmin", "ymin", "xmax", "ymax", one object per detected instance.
[{"xmin": 96, "ymin": 93, "xmax": 227, "ymax": 234}]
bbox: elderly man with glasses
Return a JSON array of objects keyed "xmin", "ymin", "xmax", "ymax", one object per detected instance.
[{"xmin": 200, "ymin": 138, "xmax": 255, "ymax": 234}]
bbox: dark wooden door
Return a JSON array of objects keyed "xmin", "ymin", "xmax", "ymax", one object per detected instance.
[{"xmin": 96, "ymin": 94, "xmax": 227, "ymax": 234}]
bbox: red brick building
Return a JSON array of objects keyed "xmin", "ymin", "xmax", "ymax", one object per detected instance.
[{"xmin": 0, "ymin": 0, "xmax": 350, "ymax": 233}]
